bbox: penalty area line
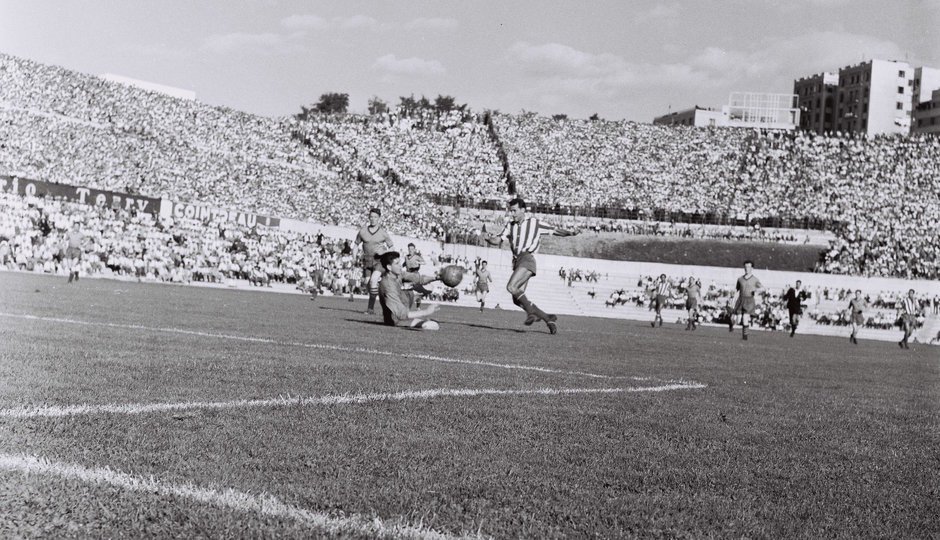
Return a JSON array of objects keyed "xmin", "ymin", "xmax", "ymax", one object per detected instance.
[
  {"xmin": 0, "ymin": 311, "xmax": 649, "ymax": 381},
  {"xmin": 0, "ymin": 383, "xmax": 706, "ymax": 419},
  {"xmin": 0, "ymin": 453, "xmax": 479, "ymax": 540}
]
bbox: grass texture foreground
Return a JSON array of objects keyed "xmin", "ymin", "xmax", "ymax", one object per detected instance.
[{"xmin": 0, "ymin": 272, "xmax": 937, "ymax": 538}]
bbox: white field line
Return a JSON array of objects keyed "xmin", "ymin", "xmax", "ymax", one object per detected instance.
[
  {"xmin": 0, "ymin": 312, "xmax": 652, "ymax": 381},
  {"xmin": 0, "ymin": 384, "xmax": 706, "ymax": 419},
  {"xmin": 0, "ymin": 453, "xmax": 480, "ymax": 540}
]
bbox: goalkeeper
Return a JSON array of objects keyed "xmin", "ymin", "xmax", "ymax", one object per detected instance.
[{"xmin": 376, "ymin": 251, "xmax": 443, "ymax": 330}]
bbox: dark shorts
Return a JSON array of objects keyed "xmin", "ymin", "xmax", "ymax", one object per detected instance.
[
  {"xmin": 901, "ymin": 314, "xmax": 917, "ymax": 329},
  {"xmin": 654, "ymin": 295, "xmax": 667, "ymax": 314},
  {"xmin": 512, "ymin": 252, "xmax": 537, "ymax": 275},
  {"xmin": 733, "ymin": 295, "xmax": 757, "ymax": 315},
  {"xmin": 65, "ymin": 247, "xmax": 82, "ymax": 260},
  {"xmin": 686, "ymin": 299, "xmax": 698, "ymax": 311},
  {"xmin": 851, "ymin": 312, "xmax": 864, "ymax": 325}
]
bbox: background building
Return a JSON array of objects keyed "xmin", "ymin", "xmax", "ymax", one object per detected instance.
[
  {"xmin": 793, "ymin": 60, "xmax": 940, "ymax": 137},
  {"xmin": 653, "ymin": 93, "xmax": 798, "ymax": 130},
  {"xmin": 912, "ymin": 89, "xmax": 940, "ymax": 135},
  {"xmin": 794, "ymin": 72, "xmax": 838, "ymax": 134}
]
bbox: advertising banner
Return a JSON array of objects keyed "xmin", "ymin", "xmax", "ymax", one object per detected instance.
[
  {"xmin": 0, "ymin": 175, "xmax": 160, "ymax": 214},
  {"xmin": 159, "ymin": 200, "xmax": 280, "ymax": 228}
]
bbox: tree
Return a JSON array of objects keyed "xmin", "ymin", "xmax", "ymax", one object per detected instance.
[
  {"xmin": 552, "ymin": 113, "xmax": 568, "ymax": 121},
  {"xmin": 434, "ymin": 95, "xmax": 457, "ymax": 113},
  {"xmin": 315, "ymin": 92, "xmax": 349, "ymax": 114},
  {"xmin": 589, "ymin": 113, "xmax": 600, "ymax": 121},
  {"xmin": 368, "ymin": 96, "xmax": 388, "ymax": 115}
]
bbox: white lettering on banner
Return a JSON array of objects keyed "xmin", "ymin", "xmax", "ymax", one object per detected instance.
[
  {"xmin": 136, "ymin": 200, "xmax": 149, "ymax": 212},
  {"xmin": 75, "ymin": 188, "xmax": 90, "ymax": 203},
  {"xmin": 95, "ymin": 194, "xmax": 107, "ymax": 206},
  {"xmin": 24, "ymin": 183, "xmax": 36, "ymax": 197},
  {"xmin": 112, "ymin": 195, "xmax": 122, "ymax": 208}
]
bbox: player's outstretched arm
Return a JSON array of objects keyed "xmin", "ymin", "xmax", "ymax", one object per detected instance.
[
  {"xmin": 552, "ymin": 227, "xmax": 579, "ymax": 237},
  {"xmin": 482, "ymin": 232, "xmax": 503, "ymax": 246}
]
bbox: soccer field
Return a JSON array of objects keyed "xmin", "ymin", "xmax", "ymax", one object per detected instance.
[{"xmin": 0, "ymin": 272, "xmax": 937, "ymax": 538}]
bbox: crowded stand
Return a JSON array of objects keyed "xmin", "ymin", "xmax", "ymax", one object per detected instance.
[{"xmin": 1, "ymin": 52, "xmax": 938, "ymax": 280}]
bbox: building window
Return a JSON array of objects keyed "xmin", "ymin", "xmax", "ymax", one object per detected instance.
[
  {"xmin": 899, "ymin": 70, "xmax": 906, "ymax": 77},
  {"xmin": 897, "ymin": 102, "xmax": 904, "ymax": 110},
  {"xmin": 898, "ymin": 86, "xmax": 904, "ymax": 94}
]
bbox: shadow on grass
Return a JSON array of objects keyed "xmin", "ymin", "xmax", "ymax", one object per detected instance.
[{"xmin": 442, "ymin": 320, "xmax": 530, "ymax": 334}]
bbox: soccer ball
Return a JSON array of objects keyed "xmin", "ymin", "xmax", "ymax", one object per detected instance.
[{"xmin": 440, "ymin": 265, "xmax": 464, "ymax": 288}]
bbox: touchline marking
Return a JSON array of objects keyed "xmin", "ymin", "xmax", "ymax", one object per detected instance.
[
  {"xmin": 0, "ymin": 312, "xmax": 651, "ymax": 381},
  {"xmin": 0, "ymin": 453, "xmax": 481, "ymax": 540},
  {"xmin": 0, "ymin": 384, "xmax": 706, "ymax": 419}
]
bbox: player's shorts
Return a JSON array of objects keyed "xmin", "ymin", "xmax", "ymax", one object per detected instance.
[
  {"xmin": 900, "ymin": 314, "xmax": 917, "ymax": 329},
  {"xmin": 789, "ymin": 312, "xmax": 801, "ymax": 325},
  {"xmin": 512, "ymin": 252, "xmax": 537, "ymax": 275},
  {"xmin": 65, "ymin": 247, "xmax": 82, "ymax": 260},
  {"xmin": 476, "ymin": 283, "xmax": 489, "ymax": 293},
  {"xmin": 851, "ymin": 312, "xmax": 864, "ymax": 325},
  {"xmin": 733, "ymin": 295, "xmax": 757, "ymax": 315},
  {"xmin": 654, "ymin": 295, "xmax": 667, "ymax": 314},
  {"xmin": 685, "ymin": 299, "xmax": 698, "ymax": 311}
]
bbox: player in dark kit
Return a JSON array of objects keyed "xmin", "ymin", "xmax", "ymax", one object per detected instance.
[
  {"xmin": 64, "ymin": 221, "xmax": 84, "ymax": 283},
  {"xmin": 376, "ymin": 251, "xmax": 442, "ymax": 330},
  {"xmin": 847, "ymin": 289, "xmax": 865, "ymax": 345},
  {"xmin": 483, "ymin": 198, "xmax": 576, "ymax": 334},
  {"xmin": 783, "ymin": 280, "xmax": 807, "ymax": 337},
  {"xmin": 732, "ymin": 260, "xmax": 763, "ymax": 340},
  {"xmin": 355, "ymin": 208, "xmax": 394, "ymax": 315},
  {"xmin": 474, "ymin": 260, "xmax": 493, "ymax": 311}
]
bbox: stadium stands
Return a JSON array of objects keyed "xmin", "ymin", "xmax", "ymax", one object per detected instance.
[{"xmin": 1, "ymin": 52, "xmax": 938, "ymax": 279}]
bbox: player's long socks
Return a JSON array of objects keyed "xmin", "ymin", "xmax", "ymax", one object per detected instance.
[
  {"xmin": 515, "ymin": 294, "xmax": 549, "ymax": 321},
  {"xmin": 367, "ymin": 293, "xmax": 377, "ymax": 311}
]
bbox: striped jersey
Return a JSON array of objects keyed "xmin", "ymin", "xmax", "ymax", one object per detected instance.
[
  {"xmin": 499, "ymin": 216, "xmax": 556, "ymax": 256},
  {"xmin": 655, "ymin": 280, "xmax": 671, "ymax": 297},
  {"xmin": 899, "ymin": 296, "xmax": 919, "ymax": 315}
]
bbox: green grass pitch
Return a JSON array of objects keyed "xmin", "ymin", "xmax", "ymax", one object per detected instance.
[{"xmin": 0, "ymin": 272, "xmax": 937, "ymax": 538}]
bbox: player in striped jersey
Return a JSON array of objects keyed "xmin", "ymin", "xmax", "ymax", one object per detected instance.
[
  {"xmin": 650, "ymin": 274, "xmax": 672, "ymax": 328},
  {"xmin": 897, "ymin": 289, "xmax": 921, "ymax": 349},
  {"xmin": 483, "ymin": 198, "xmax": 577, "ymax": 334}
]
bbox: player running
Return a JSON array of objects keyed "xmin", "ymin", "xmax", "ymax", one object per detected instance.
[
  {"xmin": 355, "ymin": 208, "xmax": 394, "ymax": 315},
  {"xmin": 402, "ymin": 243, "xmax": 430, "ymax": 308},
  {"xmin": 376, "ymin": 251, "xmax": 443, "ymax": 330},
  {"xmin": 897, "ymin": 289, "xmax": 921, "ymax": 349},
  {"xmin": 474, "ymin": 260, "xmax": 493, "ymax": 311},
  {"xmin": 783, "ymin": 280, "xmax": 806, "ymax": 338},
  {"xmin": 847, "ymin": 289, "xmax": 866, "ymax": 345},
  {"xmin": 732, "ymin": 260, "xmax": 763, "ymax": 340},
  {"xmin": 684, "ymin": 277, "xmax": 702, "ymax": 330},
  {"xmin": 483, "ymin": 198, "xmax": 577, "ymax": 335}
]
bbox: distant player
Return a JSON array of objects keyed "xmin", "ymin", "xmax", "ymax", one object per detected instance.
[
  {"xmin": 355, "ymin": 208, "xmax": 394, "ymax": 315},
  {"xmin": 897, "ymin": 289, "xmax": 921, "ymax": 349},
  {"xmin": 684, "ymin": 277, "xmax": 702, "ymax": 330},
  {"xmin": 307, "ymin": 248, "xmax": 324, "ymax": 301},
  {"xmin": 483, "ymin": 198, "xmax": 577, "ymax": 334},
  {"xmin": 474, "ymin": 260, "xmax": 493, "ymax": 311},
  {"xmin": 64, "ymin": 221, "xmax": 84, "ymax": 284},
  {"xmin": 783, "ymin": 280, "xmax": 806, "ymax": 338},
  {"xmin": 732, "ymin": 260, "xmax": 763, "ymax": 340},
  {"xmin": 650, "ymin": 274, "xmax": 672, "ymax": 328},
  {"xmin": 403, "ymin": 243, "xmax": 430, "ymax": 308},
  {"xmin": 847, "ymin": 289, "xmax": 865, "ymax": 345},
  {"xmin": 376, "ymin": 251, "xmax": 441, "ymax": 330}
]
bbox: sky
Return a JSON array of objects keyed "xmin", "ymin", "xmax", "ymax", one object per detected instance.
[{"xmin": 1, "ymin": 0, "xmax": 937, "ymax": 121}]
